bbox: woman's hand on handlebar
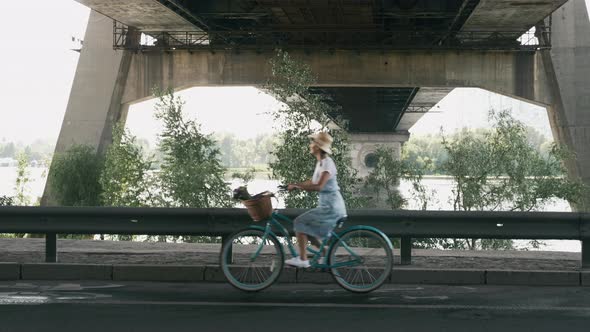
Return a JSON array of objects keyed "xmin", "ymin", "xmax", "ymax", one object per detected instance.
[{"xmin": 278, "ymin": 184, "xmax": 299, "ymax": 192}]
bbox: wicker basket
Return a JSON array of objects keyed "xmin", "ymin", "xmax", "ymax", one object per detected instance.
[{"xmin": 243, "ymin": 194, "xmax": 273, "ymax": 222}]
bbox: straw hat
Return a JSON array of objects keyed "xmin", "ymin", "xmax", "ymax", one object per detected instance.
[{"xmin": 308, "ymin": 132, "xmax": 333, "ymax": 154}]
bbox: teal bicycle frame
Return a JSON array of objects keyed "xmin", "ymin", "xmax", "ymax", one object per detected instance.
[{"xmin": 248, "ymin": 211, "xmax": 393, "ymax": 269}]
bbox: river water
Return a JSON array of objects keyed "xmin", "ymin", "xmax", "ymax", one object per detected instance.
[{"xmin": 0, "ymin": 167, "xmax": 579, "ymax": 252}]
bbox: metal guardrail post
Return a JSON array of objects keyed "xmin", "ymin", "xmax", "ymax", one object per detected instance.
[
  {"xmin": 581, "ymin": 213, "xmax": 590, "ymax": 269},
  {"xmin": 401, "ymin": 236, "xmax": 412, "ymax": 265},
  {"xmin": 583, "ymin": 239, "xmax": 589, "ymax": 269},
  {"xmin": 222, "ymin": 235, "xmax": 232, "ymax": 263},
  {"xmin": 45, "ymin": 233, "xmax": 57, "ymax": 263}
]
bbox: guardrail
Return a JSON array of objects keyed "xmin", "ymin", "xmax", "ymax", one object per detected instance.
[{"xmin": 0, "ymin": 207, "xmax": 588, "ymax": 267}]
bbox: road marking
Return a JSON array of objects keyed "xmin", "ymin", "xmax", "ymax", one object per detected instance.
[
  {"xmin": 373, "ymin": 286, "xmax": 424, "ymax": 293},
  {"xmin": 0, "ymin": 283, "xmax": 124, "ymax": 291},
  {"xmin": 36, "ymin": 299, "xmax": 590, "ymax": 312},
  {"xmin": 402, "ymin": 295, "xmax": 449, "ymax": 300}
]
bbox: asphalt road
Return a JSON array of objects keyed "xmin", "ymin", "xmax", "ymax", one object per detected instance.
[{"xmin": 0, "ymin": 281, "xmax": 588, "ymax": 332}]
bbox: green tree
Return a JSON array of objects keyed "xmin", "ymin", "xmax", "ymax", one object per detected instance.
[
  {"xmin": 525, "ymin": 126, "xmax": 548, "ymax": 153},
  {"xmin": 443, "ymin": 111, "xmax": 585, "ymax": 213},
  {"xmin": 0, "ymin": 196, "xmax": 18, "ymax": 238},
  {"xmin": 0, "ymin": 142, "xmax": 16, "ymax": 158},
  {"xmin": 441, "ymin": 111, "xmax": 587, "ymax": 249},
  {"xmin": 363, "ymin": 146, "xmax": 452, "ymax": 249},
  {"xmin": 364, "ymin": 146, "xmax": 427, "ymax": 210},
  {"xmin": 14, "ymin": 151, "xmax": 32, "ymax": 206},
  {"xmin": 404, "ymin": 134, "xmax": 447, "ymax": 175},
  {"xmin": 215, "ymin": 133, "xmax": 239, "ymax": 167},
  {"xmin": 99, "ymin": 123, "xmax": 156, "ymax": 241},
  {"xmin": 213, "ymin": 133, "xmax": 278, "ymax": 168},
  {"xmin": 100, "ymin": 123, "xmax": 154, "ymax": 207},
  {"xmin": 0, "ymin": 196, "xmax": 13, "ymax": 206},
  {"xmin": 154, "ymin": 89, "xmax": 232, "ymax": 208},
  {"xmin": 49, "ymin": 144, "xmax": 103, "ymax": 206},
  {"xmin": 232, "ymin": 167, "xmax": 257, "ymax": 186},
  {"xmin": 266, "ymin": 50, "xmax": 365, "ymax": 209}
]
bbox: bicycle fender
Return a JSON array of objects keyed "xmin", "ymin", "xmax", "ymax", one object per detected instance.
[{"xmin": 336, "ymin": 226, "xmax": 394, "ymax": 249}]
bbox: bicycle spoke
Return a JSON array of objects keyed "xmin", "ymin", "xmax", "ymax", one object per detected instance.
[
  {"xmin": 349, "ymin": 269, "xmax": 357, "ymax": 284},
  {"xmin": 365, "ymin": 268, "xmax": 377, "ymax": 283},
  {"xmin": 360, "ymin": 268, "xmax": 366, "ymax": 286},
  {"xmin": 344, "ymin": 267, "xmax": 353, "ymax": 282},
  {"xmin": 236, "ymin": 266, "xmax": 248, "ymax": 282},
  {"xmin": 329, "ymin": 229, "xmax": 392, "ymax": 293},
  {"xmin": 254, "ymin": 265, "xmax": 267, "ymax": 283},
  {"xmin": 221, "ymin": 229, "xmax": 284, "ymax": 292}
]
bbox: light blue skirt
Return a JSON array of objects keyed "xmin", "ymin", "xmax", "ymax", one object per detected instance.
[{"xmin": 294, "ymin": 191, "xmax": 347, "ymax": 239}]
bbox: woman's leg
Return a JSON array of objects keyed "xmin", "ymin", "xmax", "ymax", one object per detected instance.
[
  {"xmin": 309, "ymin": 236, "xmax": 326, "ymax": 256},
  {"xmin": 296, "ymin": 232, "xmax": 308, "ymax": 261}
]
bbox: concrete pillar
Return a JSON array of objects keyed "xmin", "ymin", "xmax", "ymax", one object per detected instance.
[
  {"xmin": 41, "ymin": 11, "xmax": 138, "ymax": 206},
  {"xmin": 349, "ymin": 132, "xmax": 410, "ymax": 209},
  {"xmin": 350, "ymin": 132, "xmax": 410, "ymax": 178},
  {"xmin": 541, "ymin": 0, "xmax": 590, "ymax": 211},
  {"xmin": 349, "ymin": 132, "xmax": 410, "ymax": 178}
]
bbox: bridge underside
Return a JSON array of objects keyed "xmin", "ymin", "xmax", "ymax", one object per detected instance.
[
  {"xmin": 76, "ymin": 0, "xmax": 566, "ymax": 51},
  {"xmin": 309, "ymin": 87, "xmax": 419, "ymax": 133},
  {"xmin": 72, "ymin": 0, "xmax": 567, "ymax": 136},
  {"xmin": 308, "ymin": 87, "xmax": 452, "ymax": 133}
]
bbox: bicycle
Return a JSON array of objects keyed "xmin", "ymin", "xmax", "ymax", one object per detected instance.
[{"xmin": 219, "ymin": 188, "xmax": 394, "ymax": 293}]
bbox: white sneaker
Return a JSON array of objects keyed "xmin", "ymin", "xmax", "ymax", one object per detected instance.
[{"xmin": 285, "ymin": 256, "xmax": 310, "ymax": 268}]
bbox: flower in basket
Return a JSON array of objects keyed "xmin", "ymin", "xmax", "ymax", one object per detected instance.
[{"xmin": 232, "ymin": 186, "xmax": 252, "ymax": 201}]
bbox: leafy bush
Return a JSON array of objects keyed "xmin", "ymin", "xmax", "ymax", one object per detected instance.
[
  {"xmin": 364, "ymin": 146, "xmax": 428, "ymax": 210},
  {"xmin": 100, "ymin": 123, "xmax": 154, "ymax": 207},
  {"xmin": 14, "ymin": 152, "xmax": 32, "ymax": 206},
  {"xmin": 440, "ymin": 111, "xmax": 587, "ymax": 249},
  {"xmin": 0, "ymin": 196, "xmax": 13, "ymax": 206},
  {"xmin": 442, "ymin": 111, "xmax": 586, "ymax": 213},
  {"xmin": 49, "ymin": 144, "xmax": 103, "ymax": 206}
]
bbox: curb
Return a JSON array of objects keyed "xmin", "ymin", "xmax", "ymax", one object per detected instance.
[
  {"xmin": 0, "ymin": 263, "xmax": 20, "ymax": 280},
  {"xmin": 392, "ymin": 268, "xmax": 485, "ymax": 285},
  {"xmin": 3, "ymin": 263, "xmax": 587, "ymax": 286},
  {"xmin": 486, "ymin": 270, "xmax": 580, "ymax": 286}
]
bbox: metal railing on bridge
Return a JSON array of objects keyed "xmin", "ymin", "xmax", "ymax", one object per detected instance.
[
  {"xmin": 113, "ymin": 20, "xmax": 550, "ymax": 52},
  {"xmin": 0, "ymin": 207, "xmax": 587, "ymax": 267}
]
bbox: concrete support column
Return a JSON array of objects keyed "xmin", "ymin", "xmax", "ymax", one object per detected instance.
[
  {"xmin": 349, "ymin": 132, "xmax": 410, "ymax": 209},
  {"xmin": 349, "ymin": 132, "xmax": 410, "ymax": 178},
  {"xmin": 541, "ymin": 0, "xmax": 590, "ymax": 211},
  {"xmin": 42, "ymin": 11, "xmax": 138, "ymax": 206}
]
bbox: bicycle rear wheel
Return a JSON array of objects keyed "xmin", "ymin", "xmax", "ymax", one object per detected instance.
[
  {"xmin": 220, "ymin": 228, "xmax": 284, "ymax": 292},
  {"xmin": 328, "ymin": 229, "xmax": 393, "ymax": 293}
]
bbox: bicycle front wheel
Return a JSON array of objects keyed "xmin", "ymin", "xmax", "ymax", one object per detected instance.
[
  {"xmin": 220, "ymin": 228, "xmax": 284, "ymax": 292},
  {"xmin": 328, "ymin": 229, "xmax": 393, "ymax": 293}
]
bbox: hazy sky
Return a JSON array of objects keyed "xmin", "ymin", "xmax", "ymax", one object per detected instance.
[
  {"xmin": 2, "ymin": 0, "xmax": 588, "ymax": 145},
  {"xmin": 0, "ymin": 0, "xmax": 89, "ymax": 144}
]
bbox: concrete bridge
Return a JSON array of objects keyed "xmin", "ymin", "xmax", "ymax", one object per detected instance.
[{"xmin": 48, "ymin": 0, "xmax": 590, "ymax": 208}]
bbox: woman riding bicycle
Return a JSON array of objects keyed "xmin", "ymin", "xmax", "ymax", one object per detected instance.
[{"xmin": 284, "ymin": 132, "xmax": 347, "ymax": 268}]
